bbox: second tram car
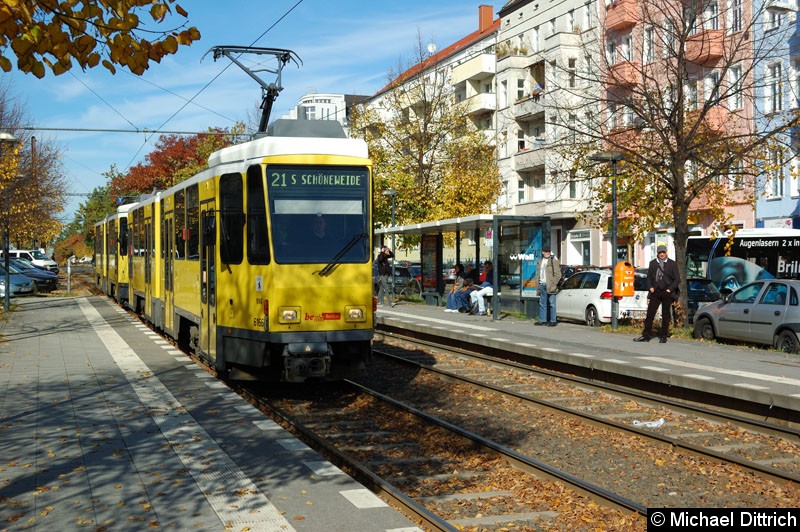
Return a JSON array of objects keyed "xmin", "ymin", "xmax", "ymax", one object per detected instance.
[{"xmin": 96, "ymin": 120, "xmax": 374, "ymax": 382}]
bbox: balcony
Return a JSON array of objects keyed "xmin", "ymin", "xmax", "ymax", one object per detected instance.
[
  {"xmin": 514, "ymin": 143, "xmax": 547, "ymax": 171},
  {"xmin": 689, "ymin": 105, "xmax": 730, "ymax": 134},
  {"xmin": 543, "ymin": 31, "xmax": 582, "ymax": 49},
  {"xmin": 459, "ymin": 93, "xmax": 496, "ymax": 116},
  {"xmin": 606, "ymin": 61, "xmax": 640, "ymax": 87},
  {"xmin": 452, "ymin": 53, "xmax": 495, "ymax": 85},
  {"xmin": 514, "ymin": 92, "xmax": 545, "ymax": 121},
  {"xmin": 497, "ymin": 51, "xmax": 537, "ymax": 70},
  {"xmin": 605, "ymin": 0, "xmax": 639, "ymax": 32},
  {"xmin": 766, "ymin": 0, "xmax": 797, "ymax": 10},
  {"xmin": 685, "ymin": 30, "xmax": 724, "ymax": 65}
]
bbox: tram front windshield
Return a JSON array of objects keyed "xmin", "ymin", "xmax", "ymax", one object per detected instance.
[{"xmin": 268, "ymin": 165, "xmax": 370, "ymax": 264}]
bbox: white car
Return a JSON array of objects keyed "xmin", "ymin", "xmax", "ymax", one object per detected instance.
[{"xmin": 556, "ymin": 269, "xmax": 650, "ymax": 326}]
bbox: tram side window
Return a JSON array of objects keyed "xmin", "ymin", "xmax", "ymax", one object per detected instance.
[
  {"xmin": 247, "ymin": 166, "xmax": 269, "ymax": 265},
  {"xmin": 220, "ymin": 173, "xmax": 244, "ymax": 264},
  {"xmin": 138, "ymin": 209, "xmax": 145, "ymax": 256},
  {"xmin": 118, "ymin": 218, "xmax": 128, "ymax": 256},
  {"xmin": 186, "ymin": 184, "xmax": 199, "ymax": 260},
  {"xmin": 175, "ymin": 189, "xmax": 185, "ymax": 260},
  {"xmin": 160, "ymin": 200, "xmax": 165, "ymax": 260}
]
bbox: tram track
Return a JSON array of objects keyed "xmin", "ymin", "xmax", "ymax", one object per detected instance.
[
  {"xmin": 75, "ymin": 276, "xmax": 800, "ymax": 528},
  {"xmin": 245, "ymin": 380, "xmax": 646, "ymax": 531},
  {"xmin": 362, "ymin": 333, "xmax": 800, "ymax": 507},
  {"xmin": 373, "ymin": 331, "xmax": 800, "ymax": 486}
]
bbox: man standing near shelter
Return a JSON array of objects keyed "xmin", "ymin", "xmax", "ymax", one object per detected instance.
[
  {"xmin": 634, "ymin": 244, "xmax": 679, "ymax": 343},
  {"xmin": 536, "ymin": 247, "xmax": 561, "ymax": 326},
  {"xmin": 376, "ymin": 245, "xmax": 394, "ymax": 307}
]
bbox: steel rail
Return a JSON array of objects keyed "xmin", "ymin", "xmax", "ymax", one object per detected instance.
[
  {"xmin": 373, "ymin": 338, "xmax": 800, "ymax": 488},
  {"xmin": 344, "ymin": 379, "xmax": 648, "ymax": 517}
]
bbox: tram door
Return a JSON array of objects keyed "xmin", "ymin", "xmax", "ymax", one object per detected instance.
[
  {"xmin": 144, "ymin": 216, "xmax": 152, "ymax": 318},
  {"xmin": 200, "ymin": 202, "xmax": 217, "ymax": 362},
  {"xmin": 163, "ymin": 212, "xmax": 174, "ymax": 336}
]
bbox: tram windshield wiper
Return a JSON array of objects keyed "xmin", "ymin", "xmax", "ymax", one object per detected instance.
[{"xmin": 318, "ymin": 232, "xmax": 367, "ymax": 276}]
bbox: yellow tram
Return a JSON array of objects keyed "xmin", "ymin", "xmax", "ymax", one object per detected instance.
[
  {"xmin": 97, "ymin": 120, "xmax": 374, "ymax": 382},
  {"xmin": 93, "ymin": 207, "xmax": 130, "ymax": 303}
]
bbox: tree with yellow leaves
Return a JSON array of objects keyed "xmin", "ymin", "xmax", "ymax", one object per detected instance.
[
  {"xmin": 0, "ymin": 81, "xmax": 68, "ymax": 249},
  {"xmin": 351, "ymin": 37, "xmax": 502, "ymax": 243},
  {"xmin": 0, "ymin": 0, "xmax": 200, "ymax": 77}
]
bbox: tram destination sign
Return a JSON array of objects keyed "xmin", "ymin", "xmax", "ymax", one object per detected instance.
[{"xmin": 268, "ymin": 165, "xmax": 368, "ymax": 189}]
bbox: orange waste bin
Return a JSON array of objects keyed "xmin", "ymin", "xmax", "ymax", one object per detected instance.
[{"xmin": 613, "ymin": 261, "xmax": 635, "ymax": 297}]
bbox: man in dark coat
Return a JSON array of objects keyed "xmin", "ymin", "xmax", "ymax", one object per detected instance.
[
  {"xmin": 376, "ymin": 245, "xmax": 394, "ymax": 307},
  {"xmin": 634, "ymin": 244, "xmax": 680, "ymax": 343}
]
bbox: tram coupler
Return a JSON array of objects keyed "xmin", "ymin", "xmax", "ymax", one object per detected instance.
[{"xmin": 282, "ymin": 342, "xmax": 332, "ymax": 382}]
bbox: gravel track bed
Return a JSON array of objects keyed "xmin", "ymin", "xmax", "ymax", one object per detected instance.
[
  {"xmin": 266, "ymin": 388, "xmax": 644, "ymax": 531},
  {"xmin": 357, "ymin": 352, "xmax": 800, "ymax": 509}
]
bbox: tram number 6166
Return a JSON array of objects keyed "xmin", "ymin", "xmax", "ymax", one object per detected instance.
[{"xmin": 253, "ymin": 316, "xmax": 265, "ymax": 328}]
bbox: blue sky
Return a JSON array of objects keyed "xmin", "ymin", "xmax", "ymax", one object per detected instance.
[{"xmin": 6, "ymin": 1, "xmax": 487, "ymax": 223}]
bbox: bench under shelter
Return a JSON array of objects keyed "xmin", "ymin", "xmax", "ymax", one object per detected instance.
[{"xmin": 375, "ymin": 214, "xmax": 551, "ymax": 320}]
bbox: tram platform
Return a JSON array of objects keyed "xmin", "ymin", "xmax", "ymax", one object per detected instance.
[
  {"xmin": 376, "ymin": 302, "xmax": 800, "ymax": 419},
  {"xmin": 0, "ymin": 296, "xmax": 421, "ymax": 532}
]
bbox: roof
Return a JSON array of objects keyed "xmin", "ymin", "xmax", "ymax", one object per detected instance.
[
  {"xmin": 375, "ymin": 12, "xmax": 500, "ymax": 96},
  {"xmin": 374, "ymin": 214, "xmax": 548, "ymax": 237},
  {"xmin": 498, "ymin": 0, "xmax": 536, "ymax": 17}
]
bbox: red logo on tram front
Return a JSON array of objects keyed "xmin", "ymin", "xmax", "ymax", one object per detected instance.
[{"xmin": 304, "ymin": 312, "xmax": 341, "ymax": 322}]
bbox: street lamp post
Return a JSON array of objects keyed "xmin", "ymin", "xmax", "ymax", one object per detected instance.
[
  {"xmin": 590, "ymin": 151, "xmax": 623, "ymax": 330},
  {"xmin": 382, "ymin": 188, "xmax": 398, "ymax": 305},
  {"xmin": 0, "ymin": 131, "xmax": 19, "ymax": 313}
]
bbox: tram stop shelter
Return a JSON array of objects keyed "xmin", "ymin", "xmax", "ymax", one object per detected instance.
[{"xmin": 375, "ymin": 214, "xmax": 551, "ymax": 320}]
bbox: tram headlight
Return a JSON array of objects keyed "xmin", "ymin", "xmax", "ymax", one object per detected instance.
[
  {"xmin": 278, "ymin": 307, "xmax": 300, "ymax": 323},
  {"xmin": 345, "ymin": 306, "xmax": 366, "ymax": 322}
]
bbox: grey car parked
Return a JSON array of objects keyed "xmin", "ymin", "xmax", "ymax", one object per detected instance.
[{"xmin": 693, "ymin": 279, "xmax": 800, "ymax": 353}]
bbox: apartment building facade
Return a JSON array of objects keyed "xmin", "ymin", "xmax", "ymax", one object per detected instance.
[
  {"xmin": 303, "ymin": 2, "xmax": 797, "ymax": 268},
  {"xmin": 752, "ymin": 0, "xmax": 800, "ymax": 228},
  {"xmin": 281, "ymin": 92, "xmax": 370, "ymax": 135},
  {"xmin": 496, "ymin": 0, "xmax": 603, "ymax": 267}
]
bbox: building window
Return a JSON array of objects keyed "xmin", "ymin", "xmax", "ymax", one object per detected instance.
[
  {"xmin": 728, "ymin": 0, "xmax": 742, "ymax": 33},
  {"xmin": 686, "ymin": 79, "xmax": 699, "ymax": 110},
  {"xmin": 765, "ymin": 9, "xmax": 784, "ymax": 31},
  {"xmin": 548, "ymin": 18, "xmax": 555, "ymax": 36},
  {"xmin": 532, "ymin": 26, "xmax": 539, "ymax": 52},
  {"xmin": 568, "ymin": 58, "xmax": 577, "ymax": 88},
  {"xmin": 518, "ymin": 129, "xmax": 525, "ymax": 151},
  {"xmin": 517, "ymin": 78, "xmax": 525, "ymax": 100},
  {"xmin": 766, "ymin": 63, "xmax": 783, "ymax": 114},
  {"xmin": 568, "ymin": 10, "xmax": 575, "ymax": 32},
  {"xmin": 643, "ymin": 26, "xmax": 654, "ymax": 64},
  {"xmin": 608, "ymin": 102, "xmax": 618, "ymax": 129},
  {"xmin": 769, "ymin": 150, "xmax": 784, "ymax": 198},
  {"xmin": 606, "ymin": 40, "xmax": 616, "ymax": 65},
  {"xmin": 704, "ymin": 71, "xmax": 720, "ymax": 105},
  {"xmin": 518, "ymin": 179, "xmax": 525, "ymax": 203},
  {"xmin": 304, "ymin": 106, "xmax": 316, "ymax": 120},
  {"xmin": 662, "ymin": 20, "xmax": 676, "ymax": 57},
  {"xmin": 500, "ymin": 80, "xmax": 508, "ymax": 108},
  {"xmin": 704, "ymin": 0, "xmax": 719, "ymax": 30},
  {"xmin": 792, "ymin": 58, "xmax": 800, "ymax": 109},
  {"xmin": 568, "ymin": 113, "xmax": 577, "ymax": 142},
  {"xmin": 620, "ymin": 34, "xmax": 632, "ymax": 62},
  {"xmin": 727, "ymin": 160, "xmax": 744, "ymax": 189},
  {"xmin": 729, "ymin": 64, "xmax": 743, "ymax": 109}
]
